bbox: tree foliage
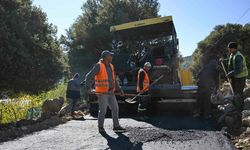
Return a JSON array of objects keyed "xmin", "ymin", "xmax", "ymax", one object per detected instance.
[
  {"xmin": 0, "ymin": 0, "xmax": 68, "ymax": 93},
  {"xmin": 61, "ymin": 0, "xmax": 160, "ymax": 74},
  {"xmin": 191, "ymin": 23, "xmax": 250, "ymax": 78}
]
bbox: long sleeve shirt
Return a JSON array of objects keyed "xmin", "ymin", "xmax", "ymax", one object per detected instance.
[
  {"xmin": 67, "ymin": 78, "xmax": 81, "ymax": 91},
  {"xmin": 85, "ymin": 63, "xmax": 122, "ymax": 92}
]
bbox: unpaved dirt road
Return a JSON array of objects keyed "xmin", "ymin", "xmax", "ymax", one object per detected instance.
[{"xmin": 0, "ymin": 115, "xmax": 235, "ymax": 150}]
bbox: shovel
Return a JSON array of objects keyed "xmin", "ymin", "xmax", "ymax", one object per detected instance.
[
  {"xmin": 89, "ymin": 91, "xmax": 136, "ymax": 97},
  {"xmin": 220, "ymin": 60, "xmax": 235, "ymax": 95},
  {"xmin": 125, "ymin": 75, "xmax": 164, "ymax": 104}
]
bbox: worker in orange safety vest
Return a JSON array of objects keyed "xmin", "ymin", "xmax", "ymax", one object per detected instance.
[
  {"xmin": 136, "ymin": 62, "xmax": 151, "ymax": 120},
  {"xmin": 85, "ymin": 50, "xmax": 125, "ymax": 133}
]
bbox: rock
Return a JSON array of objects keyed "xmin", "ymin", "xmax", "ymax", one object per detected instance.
[
  {"xmin": 242, "ymin": 116, "xmax": 250, "ymax": 127},
  {"xmin": 243, "ymin": 138, "xmax": 250, "ymax": 143},
  {"xmin": 235, "ymin": 137, "xmax": 250, "ymax": 149},
  {"xmin": 210, "ymin": 88, "xmax": 233, "ymax": 105},
  {"xmin": 61, "ymin": 115, "xmax": 73, "ymax": 122},
  {"xmin": 76, "ymin": 103, "xmax": 88, "ymax": 111},
  {"xmin": 211, "ymin": 90, "xmax": 224, "ymax": 104},
  {"xmin": 58, "ymin": 103, "xmax": 88, "ymax": 117},
  {"xmin": 73, "ymin": 110, "xmax": 85, "ymax": 116},
  {"xmin": 242, "ymin": 110, "xmax": 250, "ymax": 118},
  {"xmin": 244, "ymin": 87, "xmax": 250, "ymax": 98},
  {"xmin": 244, "ymin": 98, "xmax": 250, "ymax": 110},
  {"xmin": 21, "ymin": 126, "xmax": 28, "ymax": 131},
  {"xmin": 247, "ymin": 127, "xmax": 250, "ymax": 133},
  {"xmin": 42, "ymin": 97, "xmax": 64, "ymax": 114},
  {"xmin": 235, "ymin": 138, "xmax": 250, "ymax": 149},
  {"xmin": 58, "ymin": 104, "xmax": 72, "ymax": 116},
  {"xmin": 58, "ymin": 106, "xmax": 67, "ymax": 116},
  {"xmin": 234, "ymin": 143, "xmax": 241, "ymax": 149}
]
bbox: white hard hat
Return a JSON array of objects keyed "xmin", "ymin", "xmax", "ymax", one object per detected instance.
[{"xmin": 144, "ymin": 62, "xmax": 151, "ymax": 69}]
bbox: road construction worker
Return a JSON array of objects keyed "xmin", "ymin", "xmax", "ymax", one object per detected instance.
[
  {"xmin": 226, "ymin": 42, "xmax": 248, "ymax": 111},
  {"xmin": 66, "ymin": 73, "xmax": 81, "ymax": 117},
  {"xmin": 194, "ymin": 59, "xmax": 220, "ymax": 118},
  {"xmin": 137, "ymin": 62, "xmax": 151, "ymax": 120},
  {"xmin": 85, "ymin": 50, "xmax": 126, "ymax": 133}
]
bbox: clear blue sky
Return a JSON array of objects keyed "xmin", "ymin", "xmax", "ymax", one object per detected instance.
[{"xmin": 33, "ymin": 0, "xmax": 250, "ymax": 56}]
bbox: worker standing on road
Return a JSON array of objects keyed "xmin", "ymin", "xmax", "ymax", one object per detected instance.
[
  {"xmin": 85, "ymin": 50, "xmax": 126, "ymax": 133},
  {"xmin": 66, "ymin": 73, "xmax": 81, "ymax": 117},
  {"xmin": 194, "ymin": 59, "xmax": 219, "ymax": 118},
  {"xmin": 225, "ymin": 42, "xmax": 248, "ymax": 111},
  {"xmin": 137, "ymin": 62, "xmax": 151, "ymax": 120}
]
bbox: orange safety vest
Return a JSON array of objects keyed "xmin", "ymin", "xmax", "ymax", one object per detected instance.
[
  {"xmin": 95, "ymin": 61, "xmax": 115, "ymax": 93},
  {"xmin": 137, "ymin": 68, "xmax": 150, "ymax": 93}
]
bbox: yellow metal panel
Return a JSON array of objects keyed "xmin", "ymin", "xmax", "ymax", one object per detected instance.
[
  {"xmin": 110, "ymin": 16, "xmax": 173, "ymax": 32},
  {"xmin": 179, "ymin": 69, "xmax": 193, "ymax": 86}
]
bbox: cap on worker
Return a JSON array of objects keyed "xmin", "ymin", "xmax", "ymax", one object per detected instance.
[
  {"xmin": 73, "ymin": 73, "xmax": 80, "ymax": 79},
  {"xmin": 228, "ymin": 42, "xmax": 237, "ymax": 49},
  {"xmin": 144, "ymin": 62, "xmax": 152, "ymax": 69},
  {"xmin": 101, "ymin": 50, "xmax": 114, "ymax": 58}
]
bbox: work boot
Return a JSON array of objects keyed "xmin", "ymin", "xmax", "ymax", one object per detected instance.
[
  {"xmin": 221, "ymin": 126, "xmax": 231, "ymax": 139},
  {"xmin": 144, "ymin": 115, "xmax": 149, "ymax": 120},
  {"xmin": 136, "ymin": 111, "xmax": 145, "ymax": 121},
  {"xmin": 193, "ymin": 113, "xmax": 200, "ymax": 118},
  {"xmin": 113, "ymin": 126, "xmax": 126, "ymax": 133},
  {"xmin": 137, "ymin": 116, "xmax": 145, "ymax": 121},
  {"xmin": 203, "ymin": 114, "xmax": 212, "ymax": 119},
  {"xmin": 98, "ymin": 127, "xmax": 105, "ymax": 133}
]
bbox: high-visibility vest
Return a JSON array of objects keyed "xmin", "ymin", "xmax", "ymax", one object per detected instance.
[
  {"xmin": 137, "ymin": 69, "xmax": 150, "ymax": 93},
  {"xmin": 95, "ymin": 61, "xmax": 115, "ymax": 93},
  {"xmin": 228, "ymin": 51, "xmax": 248, "ymax": 78}
]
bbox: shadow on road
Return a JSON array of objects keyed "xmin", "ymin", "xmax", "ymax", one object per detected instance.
[
  {"xmin": 134, "ymin": 115, "xmax": 220, "ymax": 131},
  {"xmin": 100, "ymin": 132, "xmax": 143, "ymax": 150}
]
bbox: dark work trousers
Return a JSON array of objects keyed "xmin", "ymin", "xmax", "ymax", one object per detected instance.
[
  {"xmin": 62, "ymin": 98, "xmax": 78, "ymax": 114},
  {"xmin": 231, "ymin": 77, "xmax": 246, "ymax": 111},
  {"xmin": 71, "ymin": 98, "xmax": 78, "ymax": 113},
  {"xmin": 66, "ymin": 90, "xmax": 80, "ymax": 113},
  {"xmin": 137, "ymin": 92, "xmax": 151, "ymax": 117},
  {"xmin": 196, "ymin": 87, "xmax": 212, "ymax": 117}
]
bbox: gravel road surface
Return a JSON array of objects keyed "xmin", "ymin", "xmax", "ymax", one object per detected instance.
[{"xmin": 0, "ymin": 115, "xmax": 235, "ymax": 150}]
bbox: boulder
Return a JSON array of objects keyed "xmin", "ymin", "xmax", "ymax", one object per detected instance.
[
  {"xmin": 244, "ymin": 87, "xmax": 250, "ymax": 98},
  {"xmin": 58, "ymin": 103, "xmax": 88, "ymax": 117},
  {"xmin": 76, "ymin": 103, "xmax": 88, "ymax": 111},
  {"xmin": 42, "ymin": 97, "xmax": 64, "ymax": 115},
  {"xmin": 244, "ymin": 98, "xmax": 250, "ymax": 110},
  {"xmin": 211, "ymin": 90, "xmax": 224, "ymax": 104},
  {"xmin": 242, "ymin": 116, "xmax": 250, "ymax": 127},
  {"xmin": 242, "ymin": 110, "xmax": 250, "ymax": 118}
]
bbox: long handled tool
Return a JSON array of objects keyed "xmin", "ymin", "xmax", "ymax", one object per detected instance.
[
  {"xmin": 90, "ymin": 91, "xmax": 136, "ymax": 97},
  {"xmin": 125, "ymin": 75, "xmax": 164, "ymax": 104},
  {"xmin": 220, "ymin": 60, "xmax": 235, "ymax": 95}
]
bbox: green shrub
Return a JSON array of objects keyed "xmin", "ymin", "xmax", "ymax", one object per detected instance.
[{"xmin": 0, "ymin": 83, "xmax": 67, "ymax": 124}]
